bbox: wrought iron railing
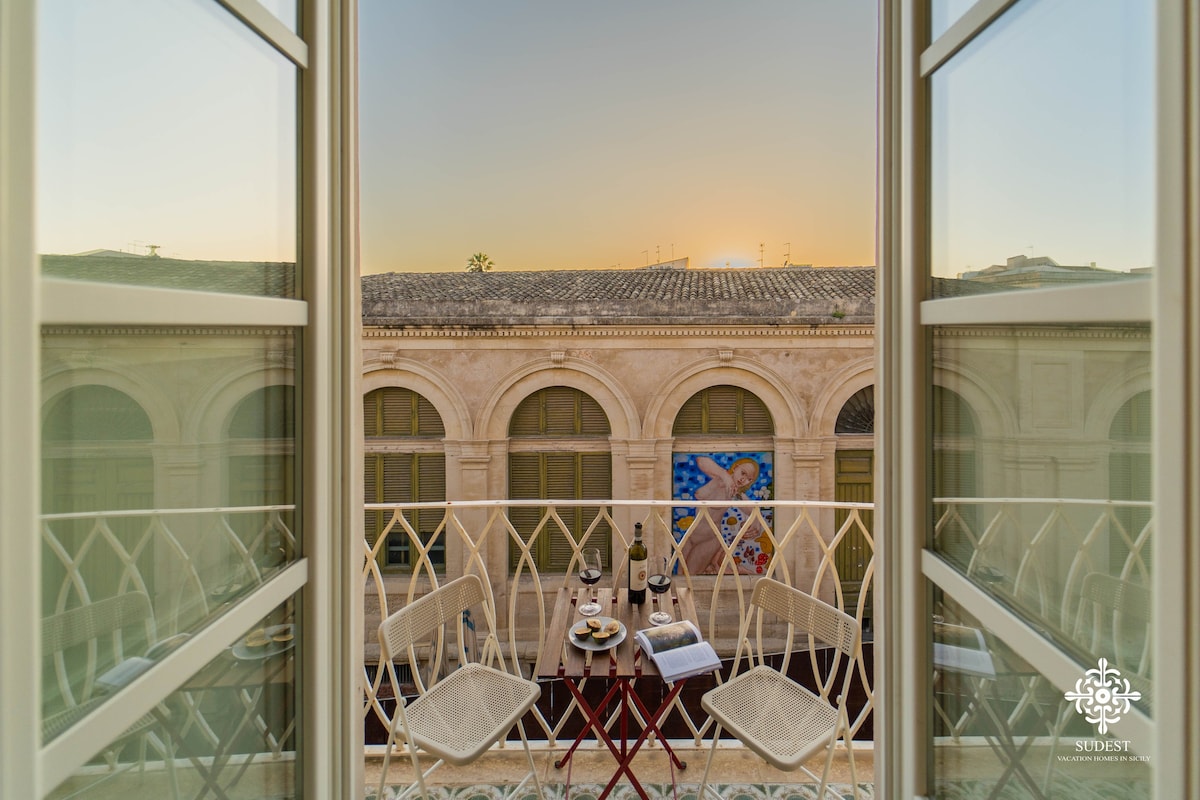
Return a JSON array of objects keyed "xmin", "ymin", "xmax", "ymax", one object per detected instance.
[{"xmin": 361, "ymin": 499, "xmax": 878, "ymax": 749}]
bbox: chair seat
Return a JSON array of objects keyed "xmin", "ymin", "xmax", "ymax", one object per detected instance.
[
  {"xmin": 42, "ymin": 696, "xmax": 160, "ymax": 744},
  {"xmin": 702, "ymin": 664, "xmax": 839, "ymax": 771},
  {"xmin": 404, "ymin": 662, "xmax": 541, "ymax": 766}
]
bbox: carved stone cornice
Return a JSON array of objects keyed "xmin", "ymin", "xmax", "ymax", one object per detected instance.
[
  {"xmin": 362, "ymin": 324, "xmax": 874, "ymax": 340},
  {"xmin": 934, "ymin": 326, "xmax": 1149, "ymax": 340}
]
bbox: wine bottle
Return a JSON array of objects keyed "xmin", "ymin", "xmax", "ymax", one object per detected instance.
[{"xmin": 628, "ymin": 522, "xmax": 648, "ymax": 604}]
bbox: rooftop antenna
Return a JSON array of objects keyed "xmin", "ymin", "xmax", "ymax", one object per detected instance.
[
  {"xmin": 642, "ymin": 250, "xmax": 649, "ymax": 266},
  {"xmin": 783, "ymin": 242, "xmax": 791, "ymax": 266},
  {"xmin": 759, "ymin": 242, "xmax": 765, "ymax": 268},
  {"xmin": 147, "ymin": 243, "xmax": 161, "ymax": 258},
  {"xmin": 656, "ymin": 244, "xmax": 661, "ymax": 263},
  {"xmin": 670, "ymin": 243, "xmax": 675, "ymax": 260}
]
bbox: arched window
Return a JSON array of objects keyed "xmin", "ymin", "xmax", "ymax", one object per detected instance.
[
  {"xmin": 508, "ymin": 387, "xmax": 611, "ymax": 571},
  {"xmin": 835, "ymin": 385, "xmax": 875, "ymax": 434},
  {"xmin": 363, "ymin": 388, "xmax": 446, "ymax": 569},
  {"xmin": 43, "ymin": 384, "xmax": 154, "ymax": 442},
  {"xmin": 42, "ymin": 385, "xmax": 155, "ymax": 514},
  {"xmin": 671, "ymin": 385, "xmax": 775, "ymax": 576},
  {"xmin": 41, "ymin": 385, "xmax": 156, "ymax": 605},
  {"xmin": 1109, "ymin": 391, "xmax": 1151, "ymax": 569},
  {"xmin": 672, "ymin": 385, "xmax": 773, "ymax": 435},
  {"xmin": 835, "ymin": 385, "xmax": 875, "ymax": 624},
  {"xmin": 228, "ymin": 385, "xmax": 295, "ymax": 507},
  {"xmin": 227, "ymin": 385, "xmax": 296, "ymax": 565},
  {"xmin": 932, "ymin": 385, "xmax": 979, "ymax": 569}
]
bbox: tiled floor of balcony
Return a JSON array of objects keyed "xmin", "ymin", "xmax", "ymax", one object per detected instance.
[{"xmin": 365, "ymin": 742, "xmax": 874, "ymax": 799}]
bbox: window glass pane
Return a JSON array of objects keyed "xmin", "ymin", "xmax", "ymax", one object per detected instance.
[
  {"xmin": 46, "ymin": 597, "xmax": 298, "ymax": 799},
  {"xmin": 929, "ymin": 0, "xmax": 1153, "ymax": 297},
  {"xmin": 931, "ymin": 324, "xmax": 1151, "ymax": 654},
  {"xmin": 930, "ymin": 0, "xmax": 979, "ymax": 40},
  {"xmin": 37, "ymin": 0, "xmax": 297, "ymax": 297},
  {"xmin": 930, "ymin": 594, "xmax": 1151, "ymax": 799},
  {"xmin": 41, "ymin": 328, "xmax": 298, "ymax": 737},
  {"xmin": 256, "ymin": 0, "xmax": 299, "ymax": 33}
]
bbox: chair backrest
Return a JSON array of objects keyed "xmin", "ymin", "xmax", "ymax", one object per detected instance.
[
  {"xmin": 42, "ymin": 592, "xmax": 154, "ymax": 654},
  {"xmin": 750, "ymin": 578, "xmax": 860, "ymax": 658},
  {"xmin": 1073, "ymin": 573, "xmax": 1151, "ymax": 683},
  {"xmin": 378, "ymin": 574, "xmax": 491, "ymax": 667},
  {"xmin": 42, "ymin": 592, "xmax": 155, "ymax": 707}
]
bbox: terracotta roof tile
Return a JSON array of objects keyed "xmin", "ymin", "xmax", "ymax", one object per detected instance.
[{"xmin": 362, "ymin": 266, "xmax": 878, "ymax": 326}]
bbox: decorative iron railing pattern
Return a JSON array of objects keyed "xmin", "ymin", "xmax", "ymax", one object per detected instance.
[
  {"xmin": 931, "ymin": 498, "xmax": 1154, "ymax": 747},
  {"xmin": 36, "ymin": 496, "xmax": 1153, "ymax": 787},
  {"xmin": 41, "ymin": 506, "xmax": 297, "ymax": 761},
  {"xmin": 361, "ymin": 499, "xmax": 877, "ymax": 750}
]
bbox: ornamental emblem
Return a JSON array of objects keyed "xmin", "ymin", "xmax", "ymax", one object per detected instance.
[{"xmin": 1064, "ymin": 657, "xmax": 1142, "ymax": 735}]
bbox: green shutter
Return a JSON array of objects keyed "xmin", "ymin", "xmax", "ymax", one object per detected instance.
[
  {"xmin": 510, "ymin": 387, "xmax": 612, "ymax": 437},
  {"xmin": 363, "ymin": 386, "xmax": 447, "ymax": 570},
  {"xmin": 672, "ymin": 386, "xmax": 774, "ymax": 435},
  {"xmin": 507, "ymin": 395, "xmax": 613, "ymax": 571},
  {"xmin": 835, "ymin": 450, "xmax": 874, "ymax": 619}
]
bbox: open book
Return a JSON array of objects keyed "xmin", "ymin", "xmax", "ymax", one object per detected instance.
[{"xmin": 634, "ymin": 620, "xmax": 722, "ymax": 682}]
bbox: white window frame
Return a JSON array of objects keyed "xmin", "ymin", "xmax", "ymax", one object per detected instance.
[
  {"xmin": 878, "ymin": 1, "xmax": 1200, "ymax": 799},
  {"xmin": 0, "ymin": 0, "xmax": 361, "ymax": 797}
]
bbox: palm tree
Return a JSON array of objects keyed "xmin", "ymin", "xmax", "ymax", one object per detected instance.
[{"xmin": 466, "ymin": 253, "xmax": 494, "ymax": 273}]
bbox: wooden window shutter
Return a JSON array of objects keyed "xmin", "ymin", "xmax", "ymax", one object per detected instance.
[
  {"xmin": 510, "ymin": 388, "xmax": 611, "ymax": 436},
  {"xmin": 508, "ymin": 452, "xmax": 543, "ymax": 570},
  {"xmin": 509, "ymin": 388, "xmax": 612, "ymax": 570},
  {"xmin": 933, "ymin": 386, "xmax": 977, "ymax": 437},
  {"xmin": 542, "ymin": 388, "xmax": 579, "ymax": 435},
  {"xmin": 705, "ymin": 386, "xmax": 741, "ymax": 433},
  {"xmin": 414, "ymin": 394, "xmax": 445, "ymax": 436},
  {"xmin": 672, "ymin": 392, "xmax": 704, "ymax": 435},
  {"xmin": 740, "ymin": 389, "xmax": 774, "ymax": 434},
  {"xmin": 672, "ymin": 386, "xmax": 773, "ymax": 435},
  {"xmin": 363, "ymin": 391, "xmax": 380, "ymax": 437},
  {"xmin": 364, "ymin": 454, "xmax": 382, "ymax": 546},
  {"xmin": 579, "ymin": 393, "xmax": 611, "ymax": 435},
  {"xmin": 509, "ymin": 395, "xmax": 544, "ymax": 436},
  {"xmin": 1110, "ymin": 391, "xmax": 1151, "ymax": 441},
  {"xmin": 380, "ymin": 388, "xmax": 412, "ymax": 436}
]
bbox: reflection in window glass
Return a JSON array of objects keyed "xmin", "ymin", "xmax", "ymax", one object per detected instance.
[
  {"xmin": 929, "ymin": 0, "xmax": 1154, "ymax": 296},
  {"xmin": 257, "ymin": 0, "xmax": 299, "ymax": 33},
  {"xmin": 931, "ymin": 593, "xmax": 1151, "ymax": 799},
  {"xmin": 36, "ymin": 0, "xmax": 297, "ymax": 296},
  {"xmin": 931, "ymin": 324, "xmax": 1151, "ymax": 648},
  {"xmin": 930, "ymin": 0, "xmax": 980, "ymax": 40},
  {"xmin": 45, "ymin": 597, "xmax": 298, "ymax": 799},
  {"xmin": 41, "ymin": 328, "xmax": 297, "ymax": 739}
]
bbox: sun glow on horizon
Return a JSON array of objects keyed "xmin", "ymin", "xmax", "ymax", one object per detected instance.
[{"xmin": 358, "ymin": 1, "xmax": 878, "ymax": 275}]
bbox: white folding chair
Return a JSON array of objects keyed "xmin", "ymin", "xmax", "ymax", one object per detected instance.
[
  {"xmin": 375, "ymin": 574, "xmax": 544, "ymax": 800},
  {"xmin": 42, "ymin": 592, "xmax": 179, "ymax": 799},
  {"xmin": 698, "ymin": 578, "xmax": 861, "ymax": 800}
]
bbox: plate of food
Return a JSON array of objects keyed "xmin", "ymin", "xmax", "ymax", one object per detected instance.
[
  {"xmin": 568, "ymin": 616, "xmax": 626, "ymax": 651},
  {"xmin": 232, "ymin": 623, "xmax": 295, "ymax": 660}
]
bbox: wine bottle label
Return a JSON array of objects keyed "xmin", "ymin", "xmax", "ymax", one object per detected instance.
[{"xmin": 630, "ymin": 558, "xmax": 648, "ymax": 592}]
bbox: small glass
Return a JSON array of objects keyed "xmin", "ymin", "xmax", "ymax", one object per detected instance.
[
  {"xmin": 578, "ymin": 547, "xmax": 603, "ymax": 617},
  {"xmin": 648, "ymin": 556, "xmax": 673, "ymax": 625}
]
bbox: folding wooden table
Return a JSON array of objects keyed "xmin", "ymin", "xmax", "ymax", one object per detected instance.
[{"xmin": 536, "ymin": 586, "xmax": 704, "ymax": 800}]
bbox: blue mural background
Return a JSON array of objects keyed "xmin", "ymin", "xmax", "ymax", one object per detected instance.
[{"xmin": 672, "ymin": 451, "xmax": 774, "ymax": 574}]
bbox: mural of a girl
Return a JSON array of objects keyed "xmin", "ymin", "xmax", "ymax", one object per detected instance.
[{"xmin": 675, "ymin": 453, "xmax": 774, "ymax": 575}]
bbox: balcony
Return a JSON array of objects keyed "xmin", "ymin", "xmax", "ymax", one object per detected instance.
[{"xmin": 39, "ymin": 496, "xmax": 1150, "ymax": 799}]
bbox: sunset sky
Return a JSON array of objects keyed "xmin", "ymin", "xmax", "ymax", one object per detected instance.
[
  {"xmin": 358, "ymin": 1, "xmax": 879, "ymax": 274},
  {"xmin": 33, "ymin": 2, "xmax": 1152, "ymax": 279}
]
